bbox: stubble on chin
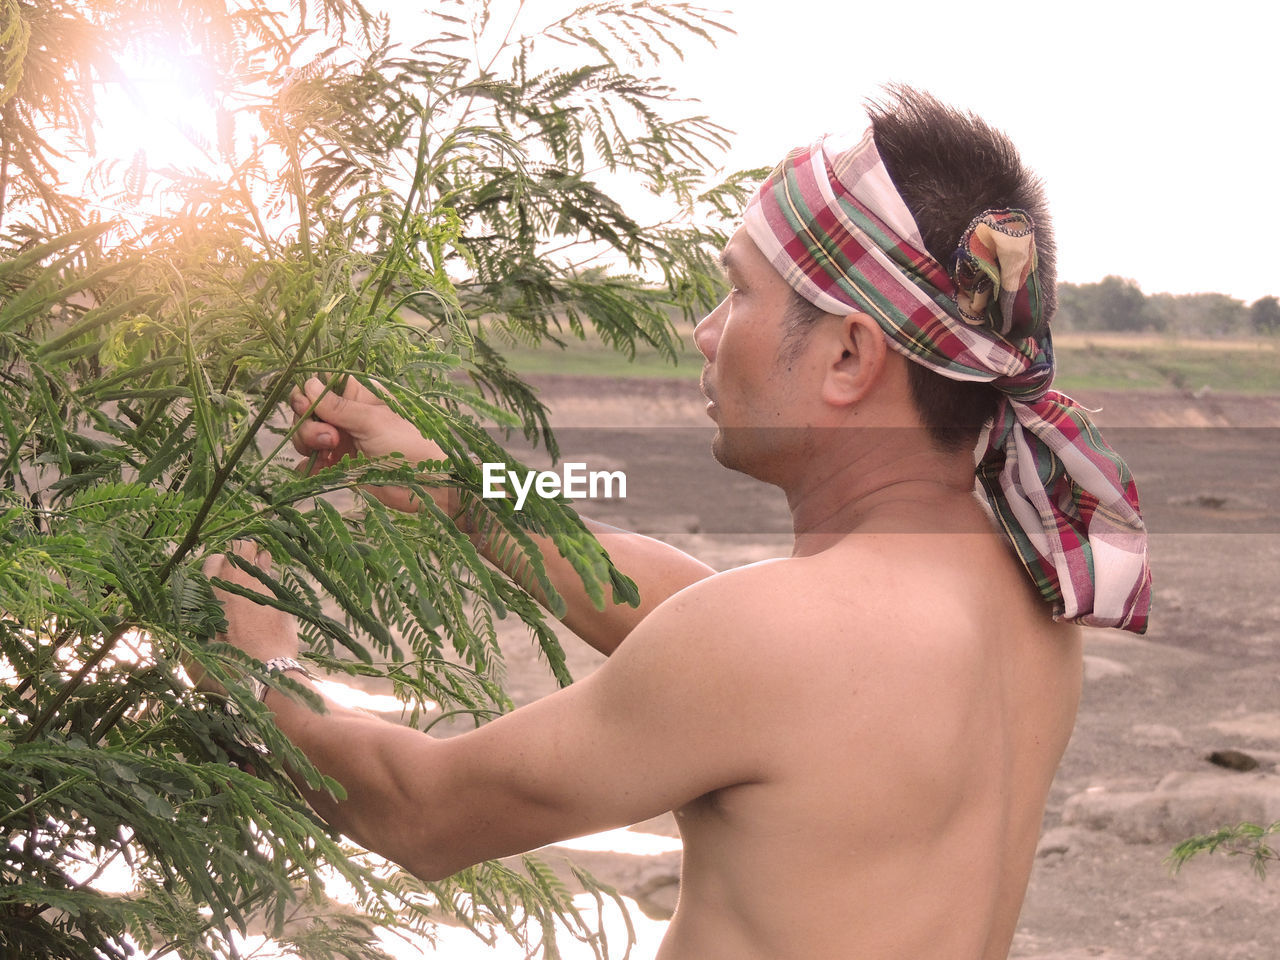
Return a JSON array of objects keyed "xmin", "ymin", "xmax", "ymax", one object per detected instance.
[
  {"xmin": 709, "ymin": 429, "xmax": 730, "ymax": 469},
  {"xmin": 709, "ymin": 424, "xmax": 820, "ymax": 487},
  {"xmin": 708, "ymin": 426, "xmax": 762, "ymax": 478}
]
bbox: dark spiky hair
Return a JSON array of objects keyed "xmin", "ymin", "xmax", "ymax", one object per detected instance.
[
  {"xmin": 867, "ymin": 84, "xmax": 1057, "ymax": 319},
  {"xmin": 869, "ymin": 84, "xmax": 1056, "ymax": 451},
  {"xmin": 785, "ymin": 86, "xmax": 1059, "ymax": 452}
]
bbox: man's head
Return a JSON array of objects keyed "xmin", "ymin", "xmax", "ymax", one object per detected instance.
[
  {"xmin": 775, "ymin": 84, "xmax": 1058, "ymax": 451},
  {"xmin": 707, "ymin": 86, "xmax": 1149, "ymax": 633}
]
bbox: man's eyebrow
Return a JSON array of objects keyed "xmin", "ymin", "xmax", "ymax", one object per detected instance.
[{"xmin": 718, "ymin": 249, "xmax": 737, "ymax": 277}]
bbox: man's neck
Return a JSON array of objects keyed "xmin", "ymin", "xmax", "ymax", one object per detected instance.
[{"xmin": 783, "ymin": 439, "xmax": 985, "ymax": 557}]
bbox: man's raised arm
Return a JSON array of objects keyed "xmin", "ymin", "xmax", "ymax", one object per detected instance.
[
  {"xmin": 202, "ymin": 545, "xmax": 763, "ymax": 882},
  {"xmin": 289, "ymin": 378, "xmax": 713, "ymax": 655}
]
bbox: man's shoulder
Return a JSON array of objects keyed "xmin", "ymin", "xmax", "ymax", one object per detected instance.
[
  {"xmin": 656, "ymin": 556, "xmax": 828, "ymax": 622},
  {"xmin": 641, "ymin": 534, "xmax": 1054, "ymax": 660},
  {"xmin": 665, "ymin": 541, "xmax": 950, "ymax": 615},
  {"xmin": 634, "ymin": 552, "xmax": 888, "ymax": 659}
]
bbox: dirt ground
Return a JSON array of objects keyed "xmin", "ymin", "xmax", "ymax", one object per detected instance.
[{"xmin": 463, "ymin": 374, "xmax": 1279, "ymax": 960}]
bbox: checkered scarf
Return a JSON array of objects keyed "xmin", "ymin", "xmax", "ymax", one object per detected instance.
[{"xmin": 743, "ymin": 129, "xmax": 1151, "ymax": 633}]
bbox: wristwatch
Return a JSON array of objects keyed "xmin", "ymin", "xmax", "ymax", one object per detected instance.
[
  {"xmin": 221, "ymin": 658, "xmax": 315, "ymax": 765},
  {"xmin": 247, "ymin": 657, "xmax": 315, "ymax": 702}
]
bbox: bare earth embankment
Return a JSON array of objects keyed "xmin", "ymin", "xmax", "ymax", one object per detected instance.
[{"xmin": 476, "ymin": 376, "xmax": 1280, "ymax": 960}]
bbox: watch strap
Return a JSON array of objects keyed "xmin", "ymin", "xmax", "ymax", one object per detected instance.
[{"xmin": 248, "ymin": 657, "xmax": 314, "ymax": 702}]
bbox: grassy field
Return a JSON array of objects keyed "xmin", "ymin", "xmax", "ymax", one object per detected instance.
[
  {"xmin": 1051, "ymin": 333, "xmax": 1280, "ymax": 393},
  {"xmin": 499, "ymin": 327, "xmax": 1280, "ymax": 394}
]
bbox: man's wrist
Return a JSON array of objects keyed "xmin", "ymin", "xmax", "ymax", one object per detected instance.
[
  {"xmin": 249, "ymin": 657, "xmax": 314, "ymax": 703},
  {"xmin": 449, "ymin": 488, "xmax": 478, "ymax": 534}
]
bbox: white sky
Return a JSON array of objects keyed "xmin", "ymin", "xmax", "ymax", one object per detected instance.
[
  {"xmin": 95, "ymin": 0, "xmax": 1277, "ymax": 304},
  {"xmin": 376, "ymin": 0, "xmax": 1278, "ymax": 304},
  {"xmin": 653, "ymin": 0, "xmax": 1280, "ymax": 303}
]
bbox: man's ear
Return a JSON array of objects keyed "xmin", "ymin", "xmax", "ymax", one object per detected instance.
[{"xmin": 820, "ymin": 312, "xmax": 886, "ymax": 407}]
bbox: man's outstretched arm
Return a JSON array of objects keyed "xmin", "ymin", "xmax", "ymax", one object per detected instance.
[
  {"xmin": 204, "ymin": 546, "xmax": 768, "ymax": 880},
  {"xmin": 289, "ymin": 377, "xmax": 714, "ymax": 655}
]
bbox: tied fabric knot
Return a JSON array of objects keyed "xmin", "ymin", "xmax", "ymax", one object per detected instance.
[
  {"xmin": 952, "ymin": 209, "xmax": 1043, "ymax": 341},
  {"xmin": 979, "ymin": 392, "xmax": 1149, "ymax": 633},
  {"xmin": 742, "ymin": 128, "xmax": 1151, "ymax": 633},
  {"xmin": 951, "ymin": 212, "xmax": 1053, "ymax": 404},
  {"xmin": 986, "ymin": 325, "xmax": 1055, "ymax": 405}
]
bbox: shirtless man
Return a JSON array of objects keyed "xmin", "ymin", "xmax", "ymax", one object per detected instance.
[{"xmin": 207, "ymin": 87, "xmax": 1151, "ymax": 959}]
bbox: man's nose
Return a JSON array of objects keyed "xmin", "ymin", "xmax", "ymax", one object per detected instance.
[{"xmin": 693, "ymin": 299, "xmax": 726, "ymax": 361}]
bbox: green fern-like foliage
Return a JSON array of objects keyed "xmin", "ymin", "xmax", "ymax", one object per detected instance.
[
  {"xmin": 0, "ymin": 1, "xmax": 747, "ymax": 956},
  {"xmin": 1168, "ymin": 821, "xmax": 1280, "ymax": 880}
]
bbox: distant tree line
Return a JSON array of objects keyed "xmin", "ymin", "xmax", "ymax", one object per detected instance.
[{"xmin": 1054, "ymin": 277, "xmax": 1280, "ymax": 337}]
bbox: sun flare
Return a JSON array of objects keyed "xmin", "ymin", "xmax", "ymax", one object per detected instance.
[{"xmin": 89, "ymin": 47, "xmax": 221, "ymax": 214}]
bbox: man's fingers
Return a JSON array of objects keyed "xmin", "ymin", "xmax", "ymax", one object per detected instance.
[
  {"xmin": 293, "ymin": 417, "xmax": 339, "ymax": 454},
  {"xmin": 344, "ymin": 375, "xmax": 390, "ymax": 403},
  {"xmin": 201, "ymin": 552, "xmax": 225, "ymax": 579},
  {"xmin": 289, "ymin": 378, "xmax": 345, "ymax": 425},
  {"xmin": 204, "ymin": 541, "xmax": 273, "ymax": 596},
  {"xmin": 297, "ymin": 377, "xmax": 375, "ymax": 434},
  {"xmin": 193, "ymin": 543, "xmax": 299, "ymax": 696},
  {"xmin": 236, "ymin": 539, "xmax": 270, "ymax": 568},
  {"xmin": 290, "ymin": 378, "xmax": 359, "ymax": 458},
  {"xmin": 290, "ymin": 383, "xmax": 325, "ymax": 456},
  {"xmin": 288, "ymin": 384, "xmax": 309, "ymax": 417}
]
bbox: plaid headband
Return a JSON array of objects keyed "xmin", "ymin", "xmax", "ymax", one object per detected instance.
[{"xmin": 743, "ymin": 129, "xmax": 1151, "ymax": 633}]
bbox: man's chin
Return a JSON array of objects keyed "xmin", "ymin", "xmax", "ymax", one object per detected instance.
[
  {"xmin": 711, "ymin": 425, "xmax": 816, "ymax": 488},
  {"xmin": 709, "ymin": 429, "xmax": 731, "ymax": 468},
  {"xmin": 710, "ymin": 428, "xmax": 765, "ymax": 480}
]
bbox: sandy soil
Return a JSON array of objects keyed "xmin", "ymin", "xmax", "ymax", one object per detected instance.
[{"xmin": 462, "ymin": 375, "xmax": 1279, "ymax": 959}]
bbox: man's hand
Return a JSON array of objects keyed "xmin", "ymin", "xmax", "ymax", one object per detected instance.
[
  {"xmin": 289, "ymin": 377, "xmax": 453, "ymax": 515},
  {"xmin": 194, "ymin": 542, "xmax": 299, "ymax": 697},
  {"xmin": 288, "ymin": 377, "xmax": 715, "ymax": 659}
]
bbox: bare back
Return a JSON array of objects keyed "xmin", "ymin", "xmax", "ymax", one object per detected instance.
[
  {"xmin": 293, "ymin": 493, "xmax": 1086, "ymax": 957},
  {"xmin": 656, "ymin": 529, "xmax": 1082, "ymax": 960}
]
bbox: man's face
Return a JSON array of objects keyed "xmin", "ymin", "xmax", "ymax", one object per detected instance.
[{"xmin": 693, "ymin": 228, "xmax": 814, "ymax": 478}]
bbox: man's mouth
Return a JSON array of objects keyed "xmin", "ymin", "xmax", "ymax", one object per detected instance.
[{"xmin": 700, "ymin": 381, "xmax": 717, "ymax": 420}]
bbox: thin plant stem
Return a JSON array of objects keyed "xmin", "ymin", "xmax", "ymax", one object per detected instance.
[
  {"xmin": 0, "ymin": 774, "xmax": 91, "ymax": 828},
  {"xmin": 18, "ymin": 623, "xmax": 135, "ymax": 745}
]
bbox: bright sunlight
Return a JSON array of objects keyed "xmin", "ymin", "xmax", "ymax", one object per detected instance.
[{"xmin": 88, "ymin": 45, "xmax": 221, "ymax": 216}]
